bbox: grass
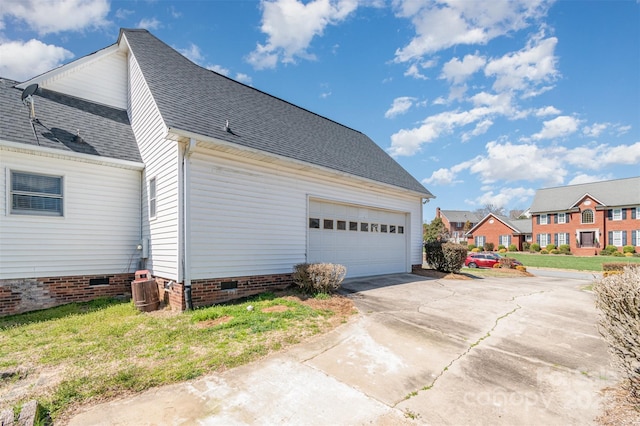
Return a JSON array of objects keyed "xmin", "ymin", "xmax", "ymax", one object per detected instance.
[
  {"xmin": 504, "ymin": 252, "xmax": 640, "ymax": 271},
  {"xmin": 0, "ymin": 292, "xmax": 350, "ymax": 421}
]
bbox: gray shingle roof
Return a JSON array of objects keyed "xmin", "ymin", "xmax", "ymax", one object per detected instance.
[
  {"xmin": 120, "ymin": 29, "xmax": 432, "ymax": 196},
  {"xmin": 529, "ymin": 177, "xmax": 640, "ymax": 213},
  {"xmin": 440, "ymin": 210, "xmax": 481, "ymax": 223},
  {"xmin": 0, "ymin": 78, "xmax": 141, "ymax": 163},
  {"xmin": 467, "ymin": 213, "xmax": 531, "ymax": 236}
]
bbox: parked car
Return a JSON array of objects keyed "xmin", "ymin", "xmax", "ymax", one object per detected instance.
[{"xmin": 464, "ymin": 252, "xmax": 522, "ymax": 269}]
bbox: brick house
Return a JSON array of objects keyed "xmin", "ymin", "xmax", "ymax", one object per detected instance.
[
  {"xmin": 529, "ymin": 177, "xmax": 640, "ymax": 256},
  {"xmin": 435, "ymin": 208, "xmax": 481, "ymax": 243},
  {"xmin": 465, "ymin": 214, "xmax": 532, "ymax": 251}
]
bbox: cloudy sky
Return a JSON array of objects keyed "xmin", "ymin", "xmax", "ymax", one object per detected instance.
[{"xmin": 1, "ymin": 0, "xmax": 638, "ymax": 221}]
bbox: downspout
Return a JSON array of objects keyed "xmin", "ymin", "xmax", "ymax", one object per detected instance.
[{"xmin": 183, "ymin": 138, "xmax": 196, "ymax": 310}]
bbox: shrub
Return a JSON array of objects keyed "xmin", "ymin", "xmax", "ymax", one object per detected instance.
[
  {"xmin": 601, "ymin": 245, "xmax": 619, "ymax": 256},
  {"xmin": 530, "ymin": 243, "xmax": 540, "ymax": 252},
  {"xmin": 508, "ymin": 244, "xmax": 518, "ymax": 252},
  {"xmin": 540, "ymin": 249, "xmax": 549, "ymax": 255},
  {"xmin": 425, "ymin": 241, "xmax": 467, "ymax": 273},
  {"xmin": 499, "ymin": 257, "xmax": 517, "ymax": 269},
  {"xmin": 545, "ymin": 244, "xmax": 556, "ymax": 251},
  {"xmin": 499, "ymin": 248, "xmax": 507, "ymax": 253},
  {"xmin": 603, "ymin": 263, "xmax": 640, "ymax": 273},
  {"xmin": 467, "ymin": 244, "xmax": 477, "ymax": 251},
  {"xmin": 292, "ymin": 263, "xmax": 346, "ymax": 294},
  {"xmin": 558, "ymin": 244, "xmax": 571, "ymax": 254},
  {"xmin": 549, "ymin": 249, "xmax": 559, "ymax": 254},
  {"xmin": 515, "ymin": 265, "xmax": 527, "ymax": 272},
  {"xmin": 522, "ymin": 242, "xmax": 530, "ymax": 252},
  {"xmin": 594, "ymin": 267, "xmax": 640, "ymax": 398},
  {"xmin": 497, "ymin": 244, "xmax": 506, "ymax": 251},
  {"xmin": 626, "ymin": 252, "xmax": 634, "ymax": 257},
  {"xmin": 471, "ymin": 247, "xmax": 481, "ymax": 253},
  {"xmin": 613, "ymin": 251, "xmax": 624, "ymax": 257},
  {"xmin": 484, "ymin": 242, "xmax": 495, "ymax": 251},
  {"xmin": 623, "ymin": 245, "xmax": 636, "ymax": 254}
]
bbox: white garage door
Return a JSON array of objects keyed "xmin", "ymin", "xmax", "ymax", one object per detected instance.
[{"xmin": 308, "ymin": 199, "xmax": 408, "ymax": 277}]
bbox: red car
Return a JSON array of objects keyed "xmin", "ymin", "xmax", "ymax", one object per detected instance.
[{"xmin": 464, "ymin": 252, "xmax": 522, "ymax": 269}]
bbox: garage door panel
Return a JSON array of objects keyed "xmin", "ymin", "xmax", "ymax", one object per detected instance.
[{"xmin": 308, "ymin": 200, "xmax": 408, "ymax": 278}]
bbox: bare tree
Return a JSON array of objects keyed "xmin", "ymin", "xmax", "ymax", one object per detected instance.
[{"xmin": 474, "ymin": 204, "xmax": 505, "ymax": 218}]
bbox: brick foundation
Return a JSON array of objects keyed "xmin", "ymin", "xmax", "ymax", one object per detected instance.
[
  {"xmin": 155, "ymin": 273, "xmax": 294, "ymax": 312},
  {"xmin": 0, "ymin": 273, "xmax": 133, "ymax": 317}
]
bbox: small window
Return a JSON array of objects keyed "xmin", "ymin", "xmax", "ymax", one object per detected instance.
[
  {"xmin": 582, "ymin": 209, "xmax": 594, "ymax": 224},
  {"xmin": 539, "ymin": 214, "xmax": 548, "ymax": 225},
  {"xmin": 337, "ymin": 220, "xmax": 346, "ymax": 230},
  {"xmin": 557, "ymin": 233, "xmax": 568, "ymax": 246},
  {"xmin": 360, "ymin": 222, "xmax": 369, "ymax": 232},
  {"xmin": 612, "ymin": 209, "xmax": 622, "ymax": 221},
  {"xmin": 11, "ymin": 171, "xmax": 63, "ymax": 216},
  {"xmin": 539, "ymin": 233, "xmax": 550, "ymax": 247},
  {"xmin": 309, "ymin": 218, "xmax": 320, "ymax": 229},
  {"xmin": 149, "ymin": 177, "xmax": 157, "ymax": 218},
  {"xmin": 398, "ymin": 226, "xmax": 404, "ymax": 234},
  {"xmin": 323, "ymin": 219, "xmax": 334, "ymax": 230},
  {"xmin": 371, "ymin": 223, "xmax": 378, "ymax": 232},
  {"xmin": 390, "ymin": 225, "xmax": 396, "ymax": 233},
  {"xmin": 612, "ymin": 230, "xmax": 623, "ymax": 246},
  {"xmin": 557, "ymin": 213, "xmax": 566, "ymax": 224},
  {"xmin": 380, "ymin": 224, "xmax": 387, "ymax": 233},
  {"xmin": 349, "ymin": 221, "xmax": 358, "ymax": 231}
]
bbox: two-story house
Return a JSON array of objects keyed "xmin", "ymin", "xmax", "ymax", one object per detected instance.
[
  {"xmin": 435, "ymin": 208, "xmax": 481, "ymax": 243},
  {"xmin": 529, "ymin": 177, "xmax": 640, "ymax": 256}
]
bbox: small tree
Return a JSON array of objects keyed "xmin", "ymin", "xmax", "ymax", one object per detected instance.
[
  {"xmin": 424, "ymin": 217, "xmax": 449, "ymax": 242},
  {"xmin": 424, "ymin": 241, "xmax": 466, "ymax": 273}
]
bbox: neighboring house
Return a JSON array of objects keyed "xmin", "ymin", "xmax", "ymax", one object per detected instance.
[
  {"xmin": 465, "ymin": 214, "xmax": 532, "ymax": 251},
  {"xmin": 0, "ymin": 29, "xmax": 433, "ymax": 316},
  {"xmin": 529, "ymin": 177, "xmax": 640, "ymax": 256},
  {"xmin": 435, "ymin": 208, "xmax": 481, "ymax": 243}
]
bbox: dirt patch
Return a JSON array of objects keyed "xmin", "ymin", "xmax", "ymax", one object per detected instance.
[
  {"xmin": 196, "ymin": 315, "xmax": 233, "ymax": 328},
  {"xmin": 412, "ymin": 268, "xmax": 472, "ymax": 280},
  {"xmin": 597, "ymin": 383, "xmax": 640, "ymax": 425},
  {"xmin": 261, "ymin": 305, "xmax": 290, "ymax": 313}
]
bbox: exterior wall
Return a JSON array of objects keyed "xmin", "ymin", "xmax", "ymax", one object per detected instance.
[
  {"xmin": 128, "ymin": 51, "xmax": 181, "ymax": 281},
  {"xmin": 43, "ymin": 48, "xmax": 128, "ymax": 109},
  {"xmin": 187, "ymin": 148, "xmax": 424, "ymax": 280},
  {"xmin": 0, "ymin": 149, "xmax": 142, "ymax": 279},
  {"xmin": 0, "ymin": 273, "xmax": 133, "ymax": 317},
  {"xmin": 467, "ymin": 217, "xmax": 518, "ymax": 250}
]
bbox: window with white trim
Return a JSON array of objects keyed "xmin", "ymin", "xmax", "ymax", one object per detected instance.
[
  {"xmin": 539, "ymin": 233, "xmax": 550, "ymax": 247},
  {"xmin": 557, "ymin": 213, "xmax": 566, "ymax": 224},
  {"xmin": 475, "ymin": 236, "xmax": 485, "ymax": 247},
  {"xmin": 612, "ymin": 208, "xmax": 622, "ymax": 221},
  {"xmin": 557, "ymin": 233, "xmax": 568, "ymax": 246},
  {"xmin": 10, "ymin": 171, "xmax": 63, "ymax": 216},
  {"xmin": 636, "ymin": 207, "xmax": 640, "ymax": 219},
  {"xmin": 582, "ymin": 209, "xmax": 594, "ymax": 224},
  {"xmin": 612, "ymin": 231, "xmax": 623, "ymax": 247},
  {"xmin": 149, "ymin": 177, "xmax": 157, "ymax": 218},
  {"xmin": 499, "ymin": 235, "xmax": 510, "ymax": 247},
  {"xmin": 635, "ymin": 230, "xmax": 640, "ymax": 246},
  {"xmin": 539, "ymin": 214, "xmax": 548, "ymax": 225}
]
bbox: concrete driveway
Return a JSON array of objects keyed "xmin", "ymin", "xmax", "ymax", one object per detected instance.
[{"xmin": 67, "ymin": 274, "xmax": 617, "ymax": 425}]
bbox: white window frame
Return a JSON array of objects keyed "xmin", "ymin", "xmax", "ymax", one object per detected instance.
[
  {"xmin": 582, "ymin": 209, "xmax": 594, "ymax": 224},
  {"xmin": 539, "ymin": 233, "xmax": 550, "ymax": 247},
  {"xmin": 539, "ymin": 214, "xmax": 548, "ymax": 225},
  {"xmin": 635, "ymin": 230, "xmax": 640, "ymax": 246},
  {"xmin": 9, "ymin": 170, "xmax": 64, "ymax": 216},
  {"xmin": 475, "ymin": 236, "xmax": 485, "ymax": 248},
  {"xmin": 612, "ymin": 208, "xmax": 622, "ymax": 221},
  {"xmin": 499, "ymin": 235, "xmax": 510, "ymax": 247},
  {"xmin": 636, "ymin": 207, "xmax": 640, "ymax": 220},
  {"xmin": 149, "ymin": 177, "xmax": 157, "ymax": 219},
  {"xmin": 557, "ymin": 213, "xmax": 566, "ymax": 224},
  {"xmin": 612, "ymin": 231, "xmax": 623, "ymax": 247},
  {"xmin": 557, "ymin": 233, "xmax": 568, "ymax": 246}
]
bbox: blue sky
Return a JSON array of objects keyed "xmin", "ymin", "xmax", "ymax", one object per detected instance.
[{"xmin": 1, "ymin": 0, "xmax": 638, "ymax": 222}]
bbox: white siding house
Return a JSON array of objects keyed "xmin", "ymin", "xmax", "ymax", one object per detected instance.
[{"xmin": 1, "ymin": 29, "xmax": 433, "ymax": 314}]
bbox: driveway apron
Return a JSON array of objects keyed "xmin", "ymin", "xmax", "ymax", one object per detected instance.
[{"xmin": 66, "ymin": 273, "xmax": 617, "ymax": 425}]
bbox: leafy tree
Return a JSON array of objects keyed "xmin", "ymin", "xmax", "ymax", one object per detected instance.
[
  {"xmin": 423, "ymin": 217, "xmax": 449, "ymax": 242},
  {"xmin": 463, "ymin": 220, "xmax": 472, "ymax": 233}
]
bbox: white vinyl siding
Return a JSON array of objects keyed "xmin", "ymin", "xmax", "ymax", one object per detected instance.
[
  {"xmin": 187, "ymin": 149, "xmax": 422, "ymax": 279},
  {"xmin": 0, "ymin": 150, "xmax": 141, "ymax": 279},
  {"xmin": 128, "ymin": 51, "xmax": 180, "ymax": 280},
  {"xmin": 43, "ymin": 48, "xmax": 128, "ymax": 109}
]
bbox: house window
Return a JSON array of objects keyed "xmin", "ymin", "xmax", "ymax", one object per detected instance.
[
  {"xmin": 499, "ymin": 235, "xmax": 510, "ymax": 247},
  {"xmin": 381, "ymin": 224, "xmax": 387, "ymax": 233},
  {"xmin": 539, "ymin": 214, "xmax": 548, "ymax": 225},
  {"xmin": 371, "ymin": 223, "xmax": 378, "ymax": 232},
  {"xmin": 390, "ymin": 225, "xmax": 396, "ymax": 233},
  {"xmin": 557, "ymin": 213, "xmax": 566, "ymax": 224},
  {"xmin": 557, "ymin": 233, "xmax": 568, "ymax": 246},
  {"xmin": 635, "ymin": 230, "xmax": 640, "ymax": 246},
  {"xmin": 582, "ymin": 209, "xmax": 594, "ymax": 224},
  {"xmin": 360, "ymin": 222, "xmax": 369, "ymax": 232},
  {"xmin": 635, "ymin": 207, "xmax": 640, "ymax": 219},
  {"xmin": 323, "ymin": 219, "xmax": 334, "ymax": 230},
  {"xmin": 309, "ymin": 218, "xmax": 320, "ymax": 229},
  {"xmin": 398, "ymin": 226, "xmax": 404, "ymax": 234},
  {"xmin": 612, "ymin": 231, "xmax": 623, "ymax": 247},
  {"xmin": 612, "ymin": 209, "xmax": 622, "ymax": 221},
  {"xmin": 539, "ymin": 233, "xmax": 550, "ymax": 247},
  {"xmin": 10, "ymin": 171, "xmax": 63, "ymax": 216},
  {"xmin": 349, "ymin": 221, "xmax": 358, "ymax": 231},
  {"xmin": 149, "ymin": 177, "xmax": 157, "ymax": 218},
  {"xmin": 475, "ymin": 236, "xmax": 485, "ymax": 247},
  {"xmin": 337, "ymin": 220, "xmax": 346, "ymax": 230}
]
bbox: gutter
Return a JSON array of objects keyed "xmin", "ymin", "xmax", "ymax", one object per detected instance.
[{"xmin": 182, "ymin": 138, "xmax": 196, "ymax": 310}]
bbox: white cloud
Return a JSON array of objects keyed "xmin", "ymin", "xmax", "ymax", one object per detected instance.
[
  {"xmin": 568, "ymin": 173, "xmax": 612, "ymax": 186},
  {"xmin": 422, "ymin": 167, "xmax": 459, "ymax": 185},
  {"xmin": 0, "ymin": 0, "xmax": 110, "ymax": 35},
  {"xmin": 461, "ymin": 119, "xmax": 493, "ymax": 142},
  {"xmin": 440, "ymin": 53, "xmax": 486, "ymax": 84},
  {"xmin": 484, "ymin": 34, "xmax": 558, "ymax": 95},
  {"xmin": 115, "ymin": 8, "xmax": 134, "ymax": 20},
  {"xmin": 385, "ymin": 96, "xmax": 416, "ymax": 118},
  {"xmin": 247, "ymin": 0, "xmax": 358, "ymax": 69},
  {"xmin": 471, "ymin": 186, "xmax": 536, "ymax": 210},
  {"xmin": 207, "ymin": 64, "xmax": 230, "ymax": 76},
  {"xmin": 582, "ymin": 122, "xmax": 608, "ymax": 138},
  {"xmin": 0, "ymin": 39, "xmax": 73, "ymax": 81},
  {"xmin": 599, "ymin": 141, "xmax": 640, "ymax": 166},
  {"xmin": 235, "ymin": 73, "xmax": 252, "ymax": 84},
  {"xmin": 404, "ymin": 63, "xmax": 428, "ymax": 80},
  {"xmin": 393, "ymin": 0, "xmax": 552, "ymax": 62},
  {"xmin": 532, "ymin": 115, "xmax": 580, "ymax": 140},
  {"xmin": 137, "ymin": 17, "xmax": 161, "ymax": 30},
  {"xmin": 178, "ymin": 43, "xmax": 205, "ymax": 64},
  {"xmin": 534, "ymin": 106, "xmax": 561, "ymax": 116}
]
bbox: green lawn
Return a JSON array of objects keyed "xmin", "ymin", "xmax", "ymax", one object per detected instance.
[
  {"xmin": 0, "ymin": 292, "xmax": 351, "ymax": 422},
  {"xmin": 504, "ymin": 252, "xmax": 640, "ymax": 271}
]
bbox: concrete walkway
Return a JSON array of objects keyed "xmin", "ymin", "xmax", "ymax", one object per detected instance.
[{"xmin": 66, "ymin": 273, "xmax": 616, "ymax": 425}]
